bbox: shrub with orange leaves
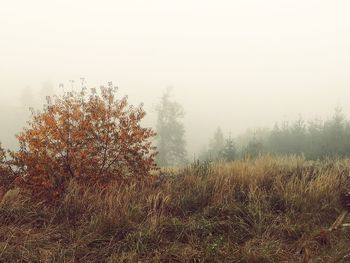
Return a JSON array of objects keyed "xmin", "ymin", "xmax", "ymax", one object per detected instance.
[
  {"xmin": 0, "ymin": 144, "xmax": 6, "ymax": 174},
  {"xmin": 0, "ymin": 143, "xmax": 14, "ymax": 192},
  {"xmin": 11, "ymin": 83, "xmax": 157, "ymax": 202}
]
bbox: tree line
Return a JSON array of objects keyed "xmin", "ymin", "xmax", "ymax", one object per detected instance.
[
  {"xmin": 2, "ymin": 85, "xmax": 350, "ymax": 181},
  {"xmin": 155, "ymin": 91, "xmax": 350, "ymax": 164},
  {"xmin": 198, "ymin": 107, "xmax": 350, "ymax": 161}
]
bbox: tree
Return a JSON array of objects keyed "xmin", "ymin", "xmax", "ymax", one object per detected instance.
[
  {"xmin": 156, "ymin": 89, "xmax": 187, "ymax": 166},
  {"xmin": 289, "ymin": 115, "xmax": 306, "ymax": 155},
  {"xmin": 221, "ymin": 135, "xmax": 236, "ymax": 161},
  {"xmin": 11, "ymin": 83, "xmax": 157, "ymax": 201},
  {"xmin": 305, "ymin": 117, "xmax": 324, "ymax": 159},
  {"xmin": 236, "ymin": 127, "xmax": 269, "ymax": 156},
  {"xmin": 208, "ymin": 127, "xmax": 225, "ymax": 160},
  {"xmin": 243, "ymin": 135, "xmax": 265, "ymax": 158},
  {"xmin": 323, "ymin": 106, "xmax": 348, "ymax": 157}
]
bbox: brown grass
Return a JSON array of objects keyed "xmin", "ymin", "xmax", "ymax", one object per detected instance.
[{"xmin": 1, "ymin": 155, "xmax": 350, "ymax": 262}]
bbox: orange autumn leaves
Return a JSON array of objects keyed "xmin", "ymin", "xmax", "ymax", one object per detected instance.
[
  {"xmin": 11, "ymin": 84, "xmax": 157, "ymax": 202},
  {"xmin": 0, "ymin": 145, "xmax": 11, "ymax": 188}
]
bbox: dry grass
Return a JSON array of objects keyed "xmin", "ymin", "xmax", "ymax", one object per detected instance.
[{"xmin": 1, "ymin": 155, "xmax": 350, "ymax": 262}]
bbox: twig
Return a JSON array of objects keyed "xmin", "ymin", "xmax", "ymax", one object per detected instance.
[{"xmin": 329, "ymin": 210, "xmax": 348, "ymax": 231}]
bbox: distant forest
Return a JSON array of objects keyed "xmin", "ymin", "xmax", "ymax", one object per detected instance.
[{"xmin": 201, "ymin": 107, "xmax": 350, "ymax": 162}]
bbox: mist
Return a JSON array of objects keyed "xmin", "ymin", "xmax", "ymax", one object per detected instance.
[{"xmin": 1, "ymin": 0, "xmax": 350, "ymax": 155}]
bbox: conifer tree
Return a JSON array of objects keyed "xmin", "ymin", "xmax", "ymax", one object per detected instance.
[
  {"xmin": 156, "ymin": 89, "xmax": 187, "ymax": 166},
  {"xmin": 222, "ymin": 135, "xmax": 236, "ymax": 161}
]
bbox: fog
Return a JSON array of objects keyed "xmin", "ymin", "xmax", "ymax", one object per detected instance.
[{"xmin": 1, "ymin": 0, "xmax": 350, "ymax": 155}]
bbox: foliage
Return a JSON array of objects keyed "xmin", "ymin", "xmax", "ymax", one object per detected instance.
[
  {"xmin": 242, "ymin": 135, "xmax": 265, "ymax": 158},
  {"xmin": 236, "ymin": 107, "xmax": 350, "ymax": 160},
  {"xmin": 11, "ymin": 84, "xmax": 157, "ymax": 201},
  {"xmin": 268, "ymin": 107, "xmax": 350, "ymax": 159},
  {"xmin": 0, "ymin": 143, "xmax": 14, "ymax": 190},
  {"xmin": 155, "ymin": 88, "xmax": 187, "ymax": 166},
  {"xmin": 0, "ymin": 144, "xmax": 6, "ymax": 175},
  {"xmin": 200, "ymin": 127, "xmax": 234, "ymax": 161},
  {"xmin": 208, "ymin": 127, "xmax": 225, "ymax": 160},
  {"xmin": 221, "ymin": 136, "xmax": 236, "ymax": 161}
]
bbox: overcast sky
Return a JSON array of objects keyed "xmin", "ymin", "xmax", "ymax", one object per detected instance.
[{"xmin": 1, "ymin": 0, "xmax": 350, "ymax": 153}]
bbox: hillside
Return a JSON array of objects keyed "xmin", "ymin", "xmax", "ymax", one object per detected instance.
[{"xmin": 1, "ymin": 156, "xmax": 350, "ymax": 262}]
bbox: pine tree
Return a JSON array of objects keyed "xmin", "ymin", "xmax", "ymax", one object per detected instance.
[{"xmin": 222, "ymin": 135, "xmax": 236, "ymax": 161}]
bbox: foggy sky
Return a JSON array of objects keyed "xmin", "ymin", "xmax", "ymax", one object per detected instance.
[{"xmin": 1, "ymin": 0, "xmax": 350, "ymax": 154}]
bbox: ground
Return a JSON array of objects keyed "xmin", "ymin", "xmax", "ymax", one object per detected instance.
[{"xmin": 1, "ymin": 156, "xmax": 350, "ymax": 262}]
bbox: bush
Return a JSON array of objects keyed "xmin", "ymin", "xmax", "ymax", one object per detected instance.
[
  {"xmin": 0, "ymin": 144, "xmax": 14, "ymax": 192},
  {"xmin": 11, "ymin": 84, "xmax": 157, "ymax": 202},
  {"xmin": 0, "ymin": 144, "xmax": 7, "ymax": 179}
]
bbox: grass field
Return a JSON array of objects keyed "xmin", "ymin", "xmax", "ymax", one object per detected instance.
[{"xmin": 1, "ymin": 155, "xmax": 350, "ymax": 262}]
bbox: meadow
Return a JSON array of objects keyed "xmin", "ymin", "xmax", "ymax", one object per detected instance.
[{"xmin": 1, "ymin": 155, "xmax": 350, "ymax": 262}]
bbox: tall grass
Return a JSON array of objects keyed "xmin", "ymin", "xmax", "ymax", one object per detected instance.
[{"xmin": 1, "ymin": 155, "xmax": 350, "ymax": 262}]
